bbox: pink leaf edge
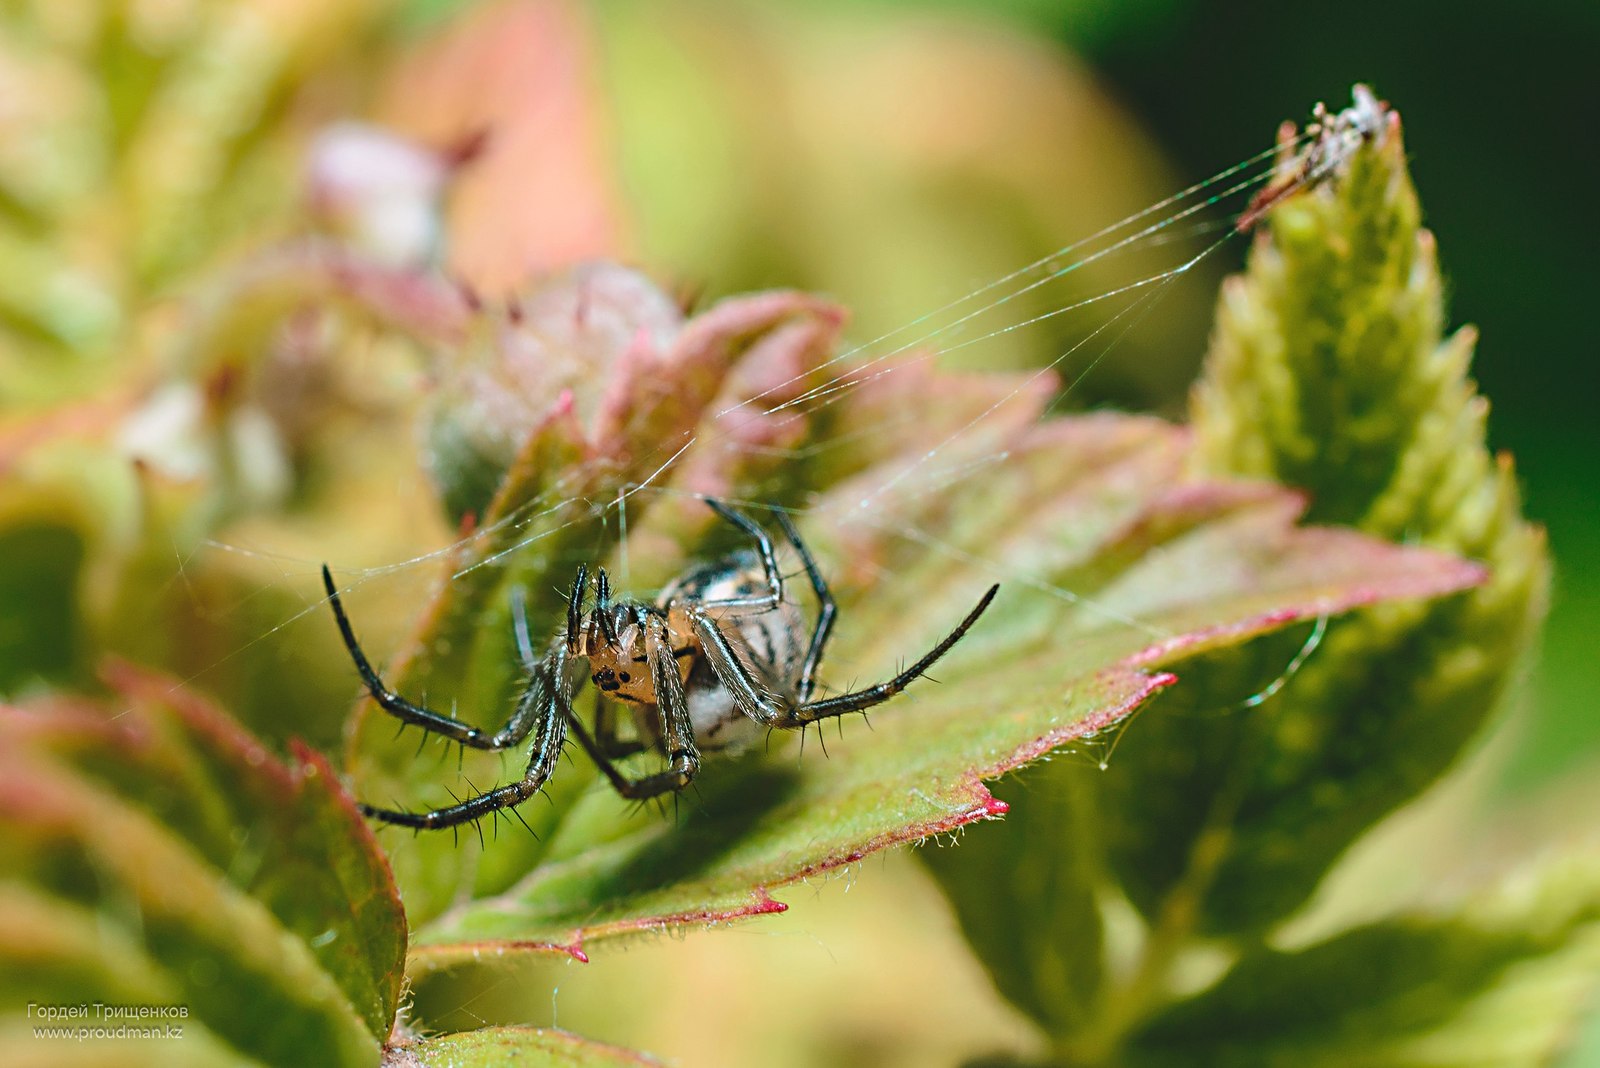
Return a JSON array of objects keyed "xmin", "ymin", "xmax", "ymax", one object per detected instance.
[{"xmin": 406, "ymin": 668, "xmax": 1174, "ymax": 971}]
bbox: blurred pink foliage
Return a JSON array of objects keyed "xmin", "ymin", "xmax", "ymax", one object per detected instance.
[{"xmin": 375, "ymin": 0, "xmax": 625, "ymax": 290}]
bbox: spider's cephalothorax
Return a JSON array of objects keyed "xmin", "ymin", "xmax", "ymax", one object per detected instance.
[{"xmin": 323, "ymin": 500, "xmax": 999, "ymax": 831}]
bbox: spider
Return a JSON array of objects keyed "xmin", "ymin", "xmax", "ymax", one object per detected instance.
[{"xmin": 322, "ymin": 499, "xmax": 999, "ymax": 831}]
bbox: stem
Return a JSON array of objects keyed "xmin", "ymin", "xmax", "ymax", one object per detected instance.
[{"xmin": 1061, "ymin": 731, "xmax": 1260, "ymax": 1065}]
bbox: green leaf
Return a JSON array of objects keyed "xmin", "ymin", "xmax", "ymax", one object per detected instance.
[
  {"xmin": 390, "ymin": 1025, "xmax": 666, "ymax": 1067},
  {"xmin": 1108, "ymin": 89, "xmax": 1551, "ymax": 936},
  {"xmin": 324, "ymin": 265, "xmax": 1481, "ymax": 966},
  {"xmin": 0, "ymin": 662, "xmax": 406, "ymax": 1066},
  {"xmin": 1124, "ymin": 849, "xmax": 1600, "ymax": 1068},
  {"xmin": 921, "ymin": 88, "xmax": 1558, "ymax": 1063},
  {"xmin": 921, "ymin": 764, "xmax": 1103, "ymax": 1039}
]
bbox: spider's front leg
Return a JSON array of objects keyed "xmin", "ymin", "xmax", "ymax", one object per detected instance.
[
  {"xmin": 566, "ymin": 614, "xmax": 702, "ymax": 801},
  {"xmin": 326, "ymin": 564, "xmax": 583, "ymax": 830},
  {"xmin": 326, "ymin": 565, "xmax": 527, "ymax": 750},
  {"xmin": 356, "ymin": 645, "xmax": 576, "ymax": 830}
]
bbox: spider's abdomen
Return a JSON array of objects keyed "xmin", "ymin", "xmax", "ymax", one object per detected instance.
[
  {"xmin": 659, "ymin": 550, "xmax": 807, "ymax": 754},
  {"xmin": 688, "ymin": 602, "xmax": 805, "ymax": 753},
  {"xmin": 657, "ymin": 549, "xmax": 768, "ymax": 607}
]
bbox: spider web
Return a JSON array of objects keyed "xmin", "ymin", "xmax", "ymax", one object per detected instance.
[{"xmin": 170, "ymin": 102, "xmax": 1361, "ymax": 770}]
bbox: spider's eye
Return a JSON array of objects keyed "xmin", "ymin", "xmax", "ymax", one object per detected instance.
[{"xmin": 619, "ymin": 672, "xmax": 631, "ymax": 683}]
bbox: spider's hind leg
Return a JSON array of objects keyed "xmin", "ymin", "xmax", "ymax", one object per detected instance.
[
  {"xmin": 693, "ymin": 583, "xmax": 1000, "ymax": 730},
  {"xmin": 593, "ymin": 691, "xmax": 647, "ymax": 759},
  {"xmin": 793, "ymin": 584, "xmax": 1000, "ymax": 723},
  {"xmin": 566, "ymin": 714, "xmax": 699, "ymax": 803},
  {"xmin": 771, "ymin": 508, "xmax": 837, "ymax": 703},
  {"xmin": 703, "ymin": 498, "xmax": 783, "ymax": 610}
]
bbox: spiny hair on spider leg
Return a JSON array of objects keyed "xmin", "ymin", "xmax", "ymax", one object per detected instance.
[
  {"xmin": 623, "ymin": 796, "xmax": 664, "ymax": 822},
  {"xmin": 509, "ymin": 804, "xmax": 539, "ymax": 839}
]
